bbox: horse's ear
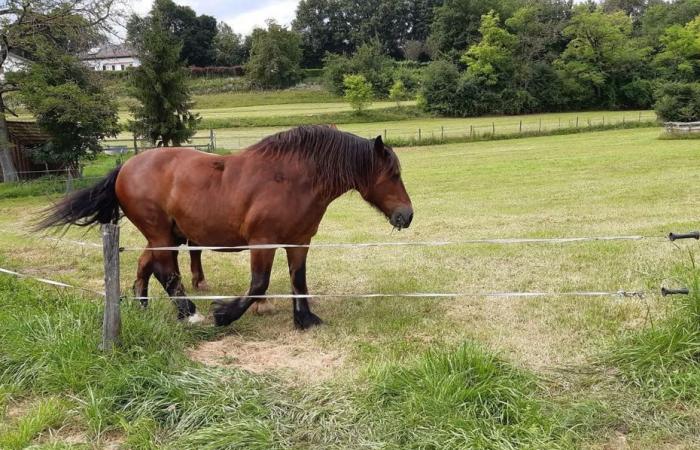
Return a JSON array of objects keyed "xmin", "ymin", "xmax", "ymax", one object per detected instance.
[{"xmin": 374, "ymin": 135, "xmax": 386, "ymax": 156}]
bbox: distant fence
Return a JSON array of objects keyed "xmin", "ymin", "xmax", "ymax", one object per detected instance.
[
  {"xmin": 664, "ymin": 121, "xmax": 700, "ymax": 134},
  {"xmin": 101, "ymin": 129, "xmax": 217, "ymax": 154},
  {"xmin": 214, "ymin": 111, "xmax": 658, "ymax": 150}
]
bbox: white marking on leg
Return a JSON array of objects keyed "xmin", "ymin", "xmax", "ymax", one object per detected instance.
[{"xmin": 187, "ymin": 312, "xmax": 205, "ymax": 324}]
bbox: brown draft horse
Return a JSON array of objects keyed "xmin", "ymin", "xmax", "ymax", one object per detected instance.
[{"xmin": 38, "ymin": 126, "xmax": 413, "ymax": 329}]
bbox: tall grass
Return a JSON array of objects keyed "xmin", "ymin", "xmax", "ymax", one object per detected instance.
[
  {"xmin": 0, "ymin": 275, "xmax": 579, "ymax": 448},
  {"xmin": 609, "ymin": 263, "xmax": 700, "ymax": 402}
]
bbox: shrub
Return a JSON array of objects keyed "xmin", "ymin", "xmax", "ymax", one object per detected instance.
[
  {"xmin": 419, "ymin": 60, "xmax": 461, "ymax": 116},
  {"xmin": 246, "ymin": 21, "xmax": 303, "ymax": 89},
  {"xmin": 343, "ymin": 74, "xmax": 373, "ymax": 113},
  {"xmin": 189, "ymin": 66, "xmax": 245, "ymax": 77},
  {"xmin": 389, "ymin": 80, "xmax": 410, "ymax": 107},
  {"xmin": 654, "ymin": 82, "xmax": 700, "ymax": 122},
  {"xmin": 323, "ymin": 41, "xmax": 393, "ymax": 97}
]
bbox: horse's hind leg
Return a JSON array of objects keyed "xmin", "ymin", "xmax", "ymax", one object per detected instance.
[
  {"xmin": 213, "ymin": 248, "xmax": 275, "ymax": 326},
  {"xmin": 133, "ymin": 250, "xmax": 154, "ymax": 307},
  {"xmin": 189, "ymin": 249, "xmax": 210, "ymax": 291}
]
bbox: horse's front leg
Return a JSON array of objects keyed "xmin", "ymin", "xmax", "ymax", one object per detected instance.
[
  {"xmin": 212, "ymin": 248, "xmax": 275, "ymax": 326},
  {"xmin": 286, "ymin": 247, "xmax": 322, "ymax": 330}
]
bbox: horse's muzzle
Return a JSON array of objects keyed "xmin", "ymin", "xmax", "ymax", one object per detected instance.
[{"xmin": 390, "ymin": 206, "xmax": 413, "ymax": 229}]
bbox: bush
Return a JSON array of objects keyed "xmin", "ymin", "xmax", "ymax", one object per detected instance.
[
  {"xmin": 389, "ymin": 80, "xmax": 410, "ymax": 107},
  {"xmin": 343, "ymin": 74, "xmax": 373, "ymax": 113},
  {"xmin": 419, "ymin": 60, "xmax": 461, "ymax": 116},
  {"xmin": 654, "ymin": 82, "xmax": 700, "ymax": 122},
  {"xmin": 323, "ymin": 41, "xmax": 393, "ymax": 97},
  {"xmin": 246, "ymin": 21, "xmax": 303, "ymax": 89}
]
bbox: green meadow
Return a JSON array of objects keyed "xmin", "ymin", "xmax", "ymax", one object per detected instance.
[{"xmin": 1, "ymin": 127, "xmax": 699, "ymax": 448}]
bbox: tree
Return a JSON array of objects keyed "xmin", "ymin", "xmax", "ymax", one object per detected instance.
[
  {"xmin": 246, "ymin": 21, "xmax": 302, "ymax": 89},
  {"xmin": 428, "ymin": 0, "xmax": 519, "ymax": 59},
  {"xmin": 343, "ymin": 74, "xmax": 373, "ymax": 113},
  {"xmin": 389, "ymin": 79, "xmax": 410, "ymax": 107},
  {"xmin": 10, "ymin": 50, "xmax": 119, "ymax": 170},
  {"xmin": 128, "ymin": 3, "xmax": 199, "ymax": 146},
  {"xmin": 654, "ymin": 16, "xmax": 700, "ymax": 81},
  {"xmin": 323, "ymin": 40, "xmax": 393, "ymax": 96},
  {"xmin": 462, "ymin": 11, "xmax": 517, "ymax": 86},
  {"xmin": 554, "ymin": 6, "xmax": 650, "ymax": 108},
  {"xmin": 0, "ymin": 0, "xmax": 119, "ymax": 182},
  {"xmin": 127, "ymin": 0, "xmax": 217, "ymax": 67},
  {"xmin": 213, "ymin": 22, "xmax": 247, "ymax": 66},
  {"xmin": 293, "ymin": 0, "xmax": 353, "ymax": 67}
]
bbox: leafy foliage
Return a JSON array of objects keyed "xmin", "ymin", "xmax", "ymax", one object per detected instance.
[
  {"xmin": 245, "ymin": 21, "xmax": 303, "ymax": 89},
  {"xmin": 11, "ymin": 50, "xmax": 119, "ymax": 169},
  {"xmin": 128, "ymin": 2, "xmax": 200, "ymax": 146},
  {"xmin": 343, "ymin": 74, "xmax": 374, "ymax": 113},
  {"xmin": 389, "ymin": 80, "xmax": 411, "ymax": 107},
  {"xmin": 213, "ymin": 23, "xmax": 248, "ymax": 67},
  {"xmin": 127, "ymin": 0, "xmax": 218, "ymax": 67},
  {"xmin": 323, "ymin": 41, "xmax": 394, "ymax": 96},
  {"xmin": 654, "ymin": 82, "xmax": 700, "ymax": 122}
]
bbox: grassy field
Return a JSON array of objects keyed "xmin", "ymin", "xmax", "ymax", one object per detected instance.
[
  {"xmin": 1, "ymin": 127, "xmax": 699, "ymax": 448},
  {"xmin": 188, "ymin": 109, "xmax": 655, "ymax": 149}
]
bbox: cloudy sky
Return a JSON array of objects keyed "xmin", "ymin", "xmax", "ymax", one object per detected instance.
[{"xmin": 129, "ymin": 0, "xmax": 300, "ymax": 35}]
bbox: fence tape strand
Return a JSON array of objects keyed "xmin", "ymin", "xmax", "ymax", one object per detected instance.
[{"xmin": 120, "ymin": 235, "xmax": 657, "ymax": 252}]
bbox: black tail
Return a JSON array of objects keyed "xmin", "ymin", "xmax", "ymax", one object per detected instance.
[{"xmin": 36, "ymin": 166, "xmax": 122, "ymax": 231}]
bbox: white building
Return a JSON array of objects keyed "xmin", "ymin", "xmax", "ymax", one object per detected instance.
[
  {"xmin": 0, "ymin": 52, "xmax": 30, "ymax": 81},
  {"xmin": 80, "ymin": 44, "xmax": 140, "ymax": 72}
]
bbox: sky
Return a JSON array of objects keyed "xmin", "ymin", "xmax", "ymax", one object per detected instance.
[{"xmin": 129, "ymin": 0, "xmax": 300, "ymax": 36}]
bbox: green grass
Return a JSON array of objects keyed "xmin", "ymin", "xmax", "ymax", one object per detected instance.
[
  {"xmin": 192, "ymin": 86, "xmax": 341, "ymax": 109},
  {"xmin": 609, "ymin": 263, "xmax": 700, "ymax": 403},
  {"xmin": 187, "ymin": 109, "xmax": 656, "ymax": 149},
  {"xmin": 2, "ymin": 128, "xmax": 700, "ymax": 447}
]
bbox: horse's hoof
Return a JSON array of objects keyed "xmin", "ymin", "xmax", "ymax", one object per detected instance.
[
  {"xmin": 212, "ymin": 299, "xmax": 247, "ymax": 326},
  {"xmin": 185, "ymin": 312, "xmax": 205, "ymax": 324},
  {"xmin": 294, "ymin": 312, "xmax": 323, "ymax": 330},
  {"xmin": 251, "ymin": 299, "xmax": 274, "ymax": 315},
  {"xmin": 194, "ymin": 280, "xmax": 210, "ymax": 291}
]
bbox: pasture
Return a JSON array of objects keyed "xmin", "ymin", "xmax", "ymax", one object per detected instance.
[{"xmin": 1, "ymin": 127, "xmax": 700, "ymax": 448}]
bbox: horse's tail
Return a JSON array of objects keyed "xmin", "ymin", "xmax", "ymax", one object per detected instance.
[{"xmin": 36, "ymin": 166, "xmax": 122, "ymax": 231}]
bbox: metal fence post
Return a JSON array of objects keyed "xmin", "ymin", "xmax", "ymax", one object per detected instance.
[
  {"xmin": 65, "ymin": 170, "xmax": 73, "ymax": 193},
  {"xmin": 101, "ymin": 223, "xmax": 121, "ymax": 351}
]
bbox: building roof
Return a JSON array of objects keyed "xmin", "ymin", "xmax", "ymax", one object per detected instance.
[
  {"xmin": 80, "ymin": 43, "xmax": 137, "ymax": 60},
  {"xmin": 7, "ymin": 121, "xmax": 50, "ymax": 145}
]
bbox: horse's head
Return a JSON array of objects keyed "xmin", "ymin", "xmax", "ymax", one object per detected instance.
[{"xmin": 361, "ymin": 136, "xmax": 413, "ymax": 229}]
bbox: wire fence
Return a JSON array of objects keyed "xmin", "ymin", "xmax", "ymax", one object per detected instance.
[
  {"xmin": 211, "ymin": 111, "xmax": 658, "ymax": 150},
  {"xmin": 1, "ymin": 224, "xmax": 696, "ymax": 348}
]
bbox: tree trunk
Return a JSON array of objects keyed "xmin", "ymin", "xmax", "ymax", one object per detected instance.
[{"xmin": 0, "ymin": 94, "xmax": 18, "ymax": 182}]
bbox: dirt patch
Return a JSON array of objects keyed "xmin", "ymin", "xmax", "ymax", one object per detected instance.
[{"xmin": 188, "ymin": 334, "xmax": 346, "ymax": 382}]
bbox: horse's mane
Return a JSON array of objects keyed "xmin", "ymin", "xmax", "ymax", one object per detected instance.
[{"xmin": 247, "ymin": 125, "xmax": 399, "ymax": 194}]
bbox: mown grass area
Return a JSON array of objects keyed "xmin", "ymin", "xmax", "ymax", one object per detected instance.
[
  {"xmin": 1, "ymin": 128, "xmax": 700, "ymax": 447},
  {"xmin": 187, "ymin": 109, "xmax": 656, "ymax": 149}
]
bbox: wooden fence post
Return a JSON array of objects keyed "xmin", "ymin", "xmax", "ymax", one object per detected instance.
[
  {"xmin": 384, "ymin": 129, "xmax": 387, "ymax": 140},
  {"xmin": 418, "ymin": 128, "xmax": 422, "ymax": 142},
  {"xmin": 441, "ymin": 126, "xmax": 444, "ymax": 141},
  {"xmin": 492, "ymin": 122, "xmax": 495, "ymax": 135},
  {"xmin": 101, "ymin": 223, "xmax": 121, "ymax": 351},
  {"xmin": 133, "ymin": 133, "xmax": 139, "ymax": 155},
  {"xmin": 519, "ymin": 120, "xmax": 522, "ymax": 133},
  {"xmin": 576, "ymin": 116, "xmax": 579, "ymax": 128},
  {"xmin": 538, "ymin": 119, "xmax": 542, "ymax": 132},
  {"xmin": 209, "ymin": 129, "xmax": 215, "ymax": 151}
]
